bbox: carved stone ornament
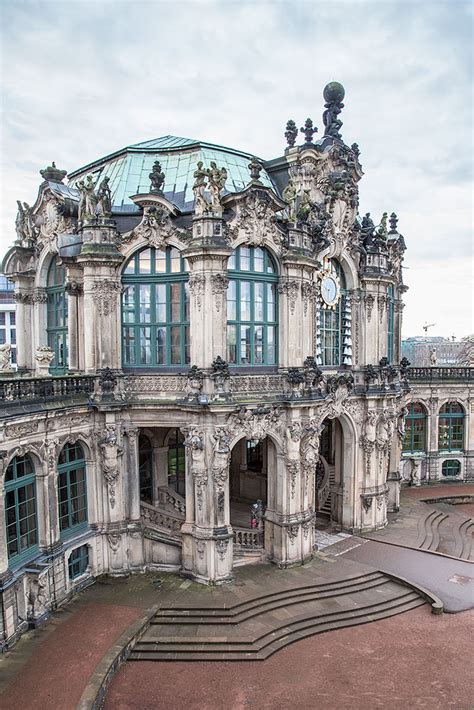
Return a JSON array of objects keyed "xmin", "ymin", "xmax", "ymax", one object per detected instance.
[
  {"xmin": 35, "ymin": 346, "xmax": 55, "ymax": 366},
  {"xmin": 184, "ymin": 428, "xmax": 207, "ymax": 511},
  {"xmin": 98, "ymin": 428, "xmax": 124, "ymax": 509},
  {"xmin": 37, "ymin": 191, "xmax": 71, "ymax": 244},
  {"xmin": 212, "ymin": 427, "xmax": 231, "ymax": 493},
  {"xmin": 216, "ymin": 538, "xmax": 229, "ymax": 560},
  {"xmin": 364, "ymin": 293, "xmax": 375, "ymax": 322},
  {"xmin": 287, "ymin": 524, "xmax": 300, "ymax": 542},
  {"xmin": 227, "ymin": 404, "xmax": 282, "ymax": 443},
  {"xmin": 4, "ymin": 420, "xmax": 39, "ymax": 438},
  {"xmin": 0, "ymin": 343, "xmax": 13, "ymax": 372},
  {"xmin": 301, "ymin": 281, "xmax": 317, "ymax": 315},
  {"xmin": 91, "ymin": 280, "xmax": 121, "ymax": 316},
  {"xmin": 107, "ymin": 533, "xmax": 121, "ymax": 552},
  {"xmin": 188, "ymin": 273, "xmax": 206, "ymax": 310},
  {"xmin": 186, "ymin": 365, "xmax": 204, "ymax": 401},
  {"xmin": 234, "ymin": 190, "xmax": 284, "ymax": 247},
  {"xmin": 124, "ymin": 206, "xmax": 176, "ymax": 249},
  {"xmin": 14, "ymin": 292, "xmax": 34, "ymax": 305},
  {"xmin": 278, "ymin": 280, "xmax": 300, "ymax": 315},
  {"xmin": 15, "ymin": 201, "xmax": 39, "ymax": 243},
  {"xmin": 210, "ymin": 273, "xmax": 229, "ymax": 312},
  {"xmin": 362, "ymin": 495, "xmax": 373, "ymax": 513}
]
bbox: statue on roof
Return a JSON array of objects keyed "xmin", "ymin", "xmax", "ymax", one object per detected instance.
[
  {"xmin": 149, "ymin": 161, "xmax": 165, "ymax": 193},
  {"xmin": 192, "ymin": 161, "xmax": 211, "ymax": 216},
  {"xmin": 15, "ymin": 201, "xmax": 37, "ymax": 242},
  {"xmin": 207, "ymin": 161, "xmax": 227, "ymax": 212},
  {"xmin": 97, "ymin": 176, "xmax": 112, "ymax": 218},
  {"xmin": 77, "ymin": 175, "xmax": 98, "ymax": 222},
  {"xmin": 322, "ymin": 82, "xmax": 345, "ymax": 140},
  {"xmin": 282, "ymin": 179, "xmax": 297, "ymax": 221},
  {"xmin": 361, "ymin": 212, "xmax": 376, "ymax": 249}
]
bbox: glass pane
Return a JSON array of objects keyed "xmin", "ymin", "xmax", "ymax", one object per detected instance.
[
  {"xmin": 124, "ymin": 255, "xmax": 136, "ymax": 274},
  {"xmin": 267, "ymin": 283, "xmax": 275, "ymax": 321},
  {"xmin": 139, "ymin": 284, "xmax": 151, "ymax": 322},
  {"xmin": 254, "ymin": 248, "xmax": 264, "ymax": 272},
  {"xmin": 170, "ymin": 248, "xmax": 181, "ymax": 273},
  {"xmin": 122, "ymin": 286, "xmax": 135, "ymax": 323},
  {"xmin": 123, "ymin": 327, "xmax": 136, "ymax": 365},
  {"xmin": 227, "ymin": 325, "xmax": 237, "ymax": 364},
  {"xmin": 227, "ymin": 280, "xmax": 236, "ymax": 320},
  {"xmin": 139, "ymin": 249, "xmax": 151, "ymax": 274},
  {"xmin": 254, "ymin": 282, "xmax": 264, "ymax": 321},
  {"xmin": 155, "ymin": 284, "xmax": 166, "ymax": 322},
  {"xmin": 254, "ymin": 326, "xmax": 264, "ymax": 364},
  {"xmin": 240, "ymin": 282, "xmax": 251, "ymax": 321},
  {"xmin": 156, "ymin": 327, "xmax": 166, "ymax": 364},
  {"xmin": 170, "ymin": 327, "xmax": 181, "ymax": 364},
  {"xmin": 228, "ymin": 252, "xmax": 236, "ymax": 270},
  {"xmin": 155, "ymin": 250, "xmax": 166, "ymax": 273},
  {"xmin": 240, "ymin": 247, "xmax": 250, "ymax": 271},
  {"xmin": 139, "ymin": 327, "xmax": 151, "ymax": 364},
  {"xmin": 170, "ymin": 283, "xmax": 181, "ymax": 322},
  {"xmin": 240, "ymin": 325, "xmax": 251, "ymax": 364}
]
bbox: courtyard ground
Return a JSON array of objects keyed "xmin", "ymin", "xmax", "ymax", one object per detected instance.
[{"xmin": 0, "ymin": 483, "xmax": 472, "ymax": 710}]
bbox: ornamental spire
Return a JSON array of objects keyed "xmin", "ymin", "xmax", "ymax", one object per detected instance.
[
  {"xmin": 300, "ymin": 118, "xmax": 318, "ymax": 145},
  {"xmin": 322, "ymin": 81, "xmax": 345, "ymax": 140}
]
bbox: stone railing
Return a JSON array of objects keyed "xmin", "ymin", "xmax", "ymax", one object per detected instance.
[
  {"xmin": 407, "ymin": 367, "xmax": 473, "ymax": 382},
  {"xmin": 140, "ymin": 501, "xmax": 184, "ymax": 535},
  {"xmin": 0, "ymin": 375, "xmax": 95, "ymax": 406},
  {"xmin": 233, "ymin": 526, "xmax": 264, "ymax": 549},
  {"xmin": 122, "ymin": 374, "xmax": 187, "ymax": 397},
  {"xmin": 157, "ymin": 487, "xmax": 186, "ymax": 515},
  {"xmin": 229, "ymin": 374, "xmax": 286, "ymax": 395}
]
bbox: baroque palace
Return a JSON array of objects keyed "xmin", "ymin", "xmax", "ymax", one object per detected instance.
[{"xmin": 1, "ymin": 81, "xmax": 469, "ymax": 650}]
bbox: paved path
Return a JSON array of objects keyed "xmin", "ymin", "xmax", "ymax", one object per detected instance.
[
  {"xmin": 105, "ymin": 607, "xmax": 474, "ymax": 710},
  {"xmin": 340, "ymin": 538, "xmax": 474, "ymax": 612}
]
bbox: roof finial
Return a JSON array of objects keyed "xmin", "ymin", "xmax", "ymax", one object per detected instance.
[
  {"xmin": 149, "ymin": 161, "xmax": 165, "ymax": 193},
  {"xmin": 322, "ymin": 82, "xmax": 345, "ymax": 140},
  {"xmin": 300, "ymin": 118, "xmax": 318, "ymax": 145},
  {"xmin": 389, "ymin": 212, "xmax": 398, "ymax": 233},
  {"xmin": 248, "ymin": 157, "xmax": 263, "ymax": 185},
  {"xmin": 285, "ymin": 120, "xmax": 298, "ymax": 147}
]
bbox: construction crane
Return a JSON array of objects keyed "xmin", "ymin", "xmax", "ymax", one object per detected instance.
[{"xmin": 423, "ymin": 322, "xmax": 436, "ymax": 334}]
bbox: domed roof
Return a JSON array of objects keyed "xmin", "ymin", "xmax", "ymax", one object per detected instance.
[{"xmin": 68, "ymin": 135, "xmax": 276, "ymax": 213}]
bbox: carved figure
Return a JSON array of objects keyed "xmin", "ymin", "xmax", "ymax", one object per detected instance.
[
  {"xmin": 207, "ymin": 161, "xmax": 227, "ymax": 211},
  {"xmin": 96, "ymin": 176, "xmax": 112, "ymax": 217},
  {"xmin": 84, "ymin": 175, "xmax": 98, "ymax": 219},
  {"xmin": 193, "ymin": 161, "xmax": 211, "ymax": 215},
  {"xmin": 322, "ymin": 82, "xmax": 345, "ymax": 139},
  {"xmin": 282, "ymin": 180, "xmax": 297, "ymax": 221},
  {"xmin": 98, "ymin": 428, "xmax": 124, "ymax": 507},
  {"xmin": 15, "ymin": 202, "xmax": 37, "ymax": 242},
  {"xmin": 430, "ymin": 348, "xmax": 437, "ymax": 366},
  {"xmin": 0, "ymin": 343, "xmax": 12, "ymax": 370},
  {"xmin": 149, "ymin": 161, "xmax": 165, "ymax": 193}
]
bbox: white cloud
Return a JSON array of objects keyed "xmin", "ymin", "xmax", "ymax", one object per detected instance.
[{"xmin": 0, "ymin": 0, "xmax": 472, "ymax": 337}]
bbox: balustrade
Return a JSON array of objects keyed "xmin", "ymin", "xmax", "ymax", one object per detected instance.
[{"xmin": 233, "ymin": 526, "xmax": 264, "ymax": 549}]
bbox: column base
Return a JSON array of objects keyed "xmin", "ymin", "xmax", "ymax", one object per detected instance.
[{"xmin": 181, "ymin": 524, "xmax": 233, "ymax": 585}]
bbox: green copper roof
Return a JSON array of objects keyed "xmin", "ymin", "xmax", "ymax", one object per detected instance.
[{"xmin": 68, "ymin": 135, "xmax": 276, "ymax": 213}]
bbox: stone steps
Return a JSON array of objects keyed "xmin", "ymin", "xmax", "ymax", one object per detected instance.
[
  {"xmin": 130, "ymin": 588, "xmax": 424, "ymax": 662},
  {"xmin": 417, "ymin": 510, "xmax": 449, "ymax": 551},
  {"xmin": 152, "ymin": 571, "xmax": 388, "ymax": 626},
  {"xmin": 129, "ymin": 572, "xmax": 426, "ymax": 662},
  {"xmin": 416, "ymin": 506, "xmax": 474, "ymax": 560}
]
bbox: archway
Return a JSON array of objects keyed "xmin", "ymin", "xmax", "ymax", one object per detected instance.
[
  {"xmin": 229, "ymin": 436, "xmax": 277, "ymax": 557},
  {"xmin": 315, "ymin": 415, "xmax": 356, "ymax": 530}
]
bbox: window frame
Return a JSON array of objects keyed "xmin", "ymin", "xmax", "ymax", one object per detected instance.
[
  {"xmin": 46, "ymin": 257, "xmax": 68, "ymax": 374},
  {"xmin": 68, "ymin": 544, "xmax": 89, "ymax": 580},
  {"xmin": 227, "ymin": 246, "xmax": 278, "ymax": 367},
  {"xmin": 5, "ymin": 455, "xmax": 38, "ymax": 568},
  {"xmin": 402, "ymin": 402, "xmax": 427, "ymax": 454},
  {"xmin": 438, "ymin": 402, "xmax": 465, "ymax": 452},
  {"xmin": 121, "ymin": 247, "xmax": 189, "ymax": 368},
  {"xmin": 57, "ymin": 442, "xmax": 88, "ymax": 539},
  {"xmin": 319, "ymin": 260, "xmax": 346, "ymax": 368}
]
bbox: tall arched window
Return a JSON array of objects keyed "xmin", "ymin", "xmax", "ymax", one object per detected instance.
[
  {"xmin": 318, "ymin": 260, "xmax": 347, "ymax": 367},
  {"xmin": 167, "ymin": 429, "xmax": 185, "ymax": 496},
  {"xmin": 402, "ymin": 402, "xmax": 427, "ymax": 453},
  {"xmin": 5, "ymin": 455, "xmax": 38, "ymax": 565},
  {"xmin": 121, "ymin": 247, "xmax": 189, "ymax": 367},
  {"xmin": 387, "ymin": 284, "xmax": 395, "ymax": 363},
  {"xmin": 139, "ymin": 434, "xmax": 153, "ymax": 503},
  {"xmin": 438, "ymin": 402, "xmax": 464, "ymax": 451},
  {"xmin": 227, "ymin": 246, "xmax": 278, "ymax": 366},
  {"xmin": 47, "ymin": 257, "xmax": 68, "ymax": 373},
  {"xmin": 58, "ymin": 442, "xmax": 87, "ymax": 536}
]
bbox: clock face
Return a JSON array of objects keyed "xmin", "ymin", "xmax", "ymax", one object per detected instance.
[{"xmin": 321, "ymin": 276, "xmax": 338, "ymax": 305}]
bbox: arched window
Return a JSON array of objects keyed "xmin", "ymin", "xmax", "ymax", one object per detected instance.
[
  {"xmin": 167, "ymin": 429, "xmax": 185, "ymax": 496},
  {"xmin": 58, "ymin": 442, "xmax": 87, "ymax": 536},
  {"xmin": 121, "ymin": 247, "xmax": 189, "ymax": 367},
  {"xmin": 442, "ymin": 460, "xmax": 461, "ymax": 477},
  {"xmin": 47, "ymin": 257, "xmax": 68, "ymax": 373},
  {"xmin": 403, "ymin": 402, "xmax": 427, "ymax": 453},
  {"xmin": 438, "ymin": 402, "xmax": 464, "ymax": 451},
  {"xmin": 5, "ymin": 455, "xmax": 38, "ymax": 565},
  {"xmin": 318, "ymin": 260, "xmax": 348, "ymax": 367},
  {"xmin": 139, "ymin": 434, "xmax": 153, "ymax": 503},
  {"xmin": 387, "ymin": 284, "xmax": 395, "ymax": 363},
  {"xmin": 227, "ymin": 246, "xmax": 278, "ymax": 366}
]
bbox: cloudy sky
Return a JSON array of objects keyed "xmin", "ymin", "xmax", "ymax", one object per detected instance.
[{"xmin": 0, "ymin": 0, "xmax": 472, "ymax": 338}]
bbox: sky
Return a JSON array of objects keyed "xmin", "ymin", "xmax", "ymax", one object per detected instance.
[{"xmin": 0, "ymin": 0, "xmax": 472, "ymax": 338}]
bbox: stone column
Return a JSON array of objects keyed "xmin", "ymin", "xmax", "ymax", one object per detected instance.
[
  {"xmin": 125, "ymin": 427, "xmax": 140, "ymax": 522},
  {"xmin": 76, "ymin": 222, "xmax": 123, "ymax": 373},
  {"xmin": 152, "ymin": 445, "xmax": 168, "ymax": 504},
  {"xmin": 14, "ymin": 290, "xmax": 34, "ymax": 372},
  {"xmin": 0, "ymin": 457, "xmax": 10, "ymax": 577},
  {"xmin": 184, "ymin": 217, "xmax": 232, "ymax": 370},
  {"xmin": 180, "ymin": 427, "xmax": 232, "ymax": 584},
  {"xmin": 65, "ymin": 281, "xmax": 82, "ymax": 372}
]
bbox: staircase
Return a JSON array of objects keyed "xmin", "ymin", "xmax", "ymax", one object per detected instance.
[
  {"xmin": 129, "ymin": 570, "xmax": 426, "ymax": 662},
  {"xmin": 318, "ymin": 466, "xmax": 336, "ymax": 518}
]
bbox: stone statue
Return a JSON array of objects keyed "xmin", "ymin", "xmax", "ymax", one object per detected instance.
[
  {"xmin": 193, "ymin": 161, "xmax": 211, "ymax": 215},
  {"xmin": 430, "ymin": 348, "xmax": 437, "ymax": 366},
  {"xmin": 98, "ymin": 428, "xmax": 124, "ymax": 507},
  {"xmin": 397, "ymin": 406, "xmax": 408, "ymax": 442},
  {"xmin": 96, "ymin": 176, "xmax": 112, "ymax": 217},
  {"xmin": 149, "ymin": 161, "xmax": 165, "ymax": 193},
  {"xmin": 322, "ymin": 82, "xmax": 345, "ymax": 139},
  {"xmin": 207, "ymin": 161, "xmax": 227, "ymax": 211},
  {"xmin": 282, "ymin": 180, "xmax": 297, "ymax": 222},
  {"xmin": 361, "ymin": 212, "xmax": 376, "ymax": 248},
  {"xmin": 78, "ymin": 175, "xmax": 98, "ymax": 221},
  {"xmin": 15, "ymin": 201, "xmax": 37, "ymax": 242},
  {"xmin": 377, "ymin": 212, "xmax": 388, "ymax": 239},
  {"xmin": 0, "ymin": 343, "xmax": 12, "ymax": 371}
]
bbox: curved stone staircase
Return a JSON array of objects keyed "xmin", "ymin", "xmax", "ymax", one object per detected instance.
[
  {"xmin": 416, "ymin": 506, "xmax": 474, "ymax": 560},
  {"xmin": 129, "ymin": 570, "xmax": 426, "ymax": 662}
]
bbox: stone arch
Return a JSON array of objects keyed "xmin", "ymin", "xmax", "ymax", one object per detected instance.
[
  {"xmin": 35, "ymin": 247, "xmax": 60, "ymax": 289},
  {"xmin": 228, "ymin": 236, "xmax": 283, "ymax": 272},
  {"xmin": 118, "ymin": 237, "xmax": 189, "ymax": 269}
]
